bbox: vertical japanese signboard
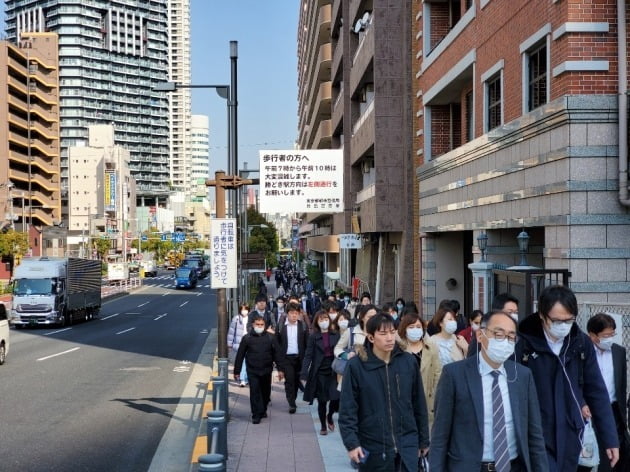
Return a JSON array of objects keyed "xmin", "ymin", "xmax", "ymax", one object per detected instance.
[
  {"xmin": 210, "ymin": 218, "xmax": 237, "ymax": 289},
  {"xmin": 259, "ymin": 149, "xmax": 343, "ymax": 213},
  {"xmin": 104, "ymin": 170, "xmax": 116, "ymax": 212}
]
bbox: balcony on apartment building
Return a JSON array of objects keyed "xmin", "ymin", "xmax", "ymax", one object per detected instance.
[
  {"xmin": 332, "ymin": 83, "xmax": 344, "ymax": 134},
  {"xmin": 298, "ymin": 44, "xmax": 332, "ymax": 146},
  {"xmin": 350, "ymin": 90, "xmax": 375, "ymax": 165}
]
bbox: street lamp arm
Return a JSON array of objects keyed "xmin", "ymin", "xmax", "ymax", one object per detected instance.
[{"xmin": 152, "ymin": 81, "xmax": 229, "ymax": 99}]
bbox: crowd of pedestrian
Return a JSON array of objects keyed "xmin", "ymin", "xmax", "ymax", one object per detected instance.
[{"xmin": 227, "ymin": 266, "xmax": 629, "ymax": 472}]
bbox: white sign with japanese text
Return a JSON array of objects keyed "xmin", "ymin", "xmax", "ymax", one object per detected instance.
[
  {"xmin": 339, "ymin": 233, "xmax": 362, "ymax": 249},
  {"xmin": 210, "ymin": 218, "xmax": 237, "ymax": 289},
  {"xmin": 259, "ymin": 149, "xmax": 344, "ymax": 213}
]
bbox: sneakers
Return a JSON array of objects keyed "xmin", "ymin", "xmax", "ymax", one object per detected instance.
[{"xmin": 239, "ymin": 381, "xmax": 247, "ymax": 387}]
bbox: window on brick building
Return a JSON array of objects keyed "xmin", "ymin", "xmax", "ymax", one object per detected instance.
[
  {"xmin": 527, "ymin": 43, "xmax": 547, "ymax": 111},
  {"xmin": 486, "ymin": 74, "xmax": 502, "ymax": 131}
]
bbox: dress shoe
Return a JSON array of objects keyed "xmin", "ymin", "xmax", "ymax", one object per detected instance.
[
  {"xmin": 289, "ymin": 406, "xmax": 297, "ymax": 414},
  {"xmin": 252, "ymin": 418, "xmax": 261, "ymax": 424}
]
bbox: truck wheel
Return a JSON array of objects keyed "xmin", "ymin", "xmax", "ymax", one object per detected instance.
[
  {"xmin": 66, "ymin": 311, "xmax": 73, "ymax": 326},
  {"xmin": 0, "ymin": 343, "xmax": 6, "ymax": 365}
]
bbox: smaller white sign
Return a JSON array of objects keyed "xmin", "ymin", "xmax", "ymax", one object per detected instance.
[
  {"xmin": 339, "ymin": 233, "xmax": 362, "ymax": 249},
  {"xmin": 210, "ymin": 218, "xmax": 237, "ymax": 289}
]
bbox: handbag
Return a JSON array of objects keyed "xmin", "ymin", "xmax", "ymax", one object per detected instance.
[
  {"xmin": 578, "ymin": 421, "xmax": 599, "ymax": 467},
  {"xmin": 332, "ymin": 330, "xmax": 355, "ymax": 375}
]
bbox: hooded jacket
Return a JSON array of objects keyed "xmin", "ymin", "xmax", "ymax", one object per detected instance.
[
  {"xmin": 516, "ymin": 313, "xmax": 618, "ymax": 471},
  {"xmin": 339, "ymin": 343, "xmax": 430, "ymax": 471}
]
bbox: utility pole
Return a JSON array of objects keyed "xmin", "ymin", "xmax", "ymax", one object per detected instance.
[{"xmin": 206, "ymin": 170, "xmax": 258, "ymax": 358}]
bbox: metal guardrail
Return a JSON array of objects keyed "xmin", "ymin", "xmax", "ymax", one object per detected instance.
[
  {"xmin": 101, "ymin": 277, "xmax": 143, "ymax": 298},
  {"xmin": 199, "ymin": 357, "xmax": 230, "ymax": 471}
]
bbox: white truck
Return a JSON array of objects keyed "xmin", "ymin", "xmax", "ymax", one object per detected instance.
[
  {"xmin": 11, "ymin": 257, "xmax": 102, "ymax": 327},
  {"xmin": 107, "ymin": 262, "xmax": 129, "ymax": 282},
  {"xmin": 140, "ymin": 259, "xmax": 157, "ymax": 277}
]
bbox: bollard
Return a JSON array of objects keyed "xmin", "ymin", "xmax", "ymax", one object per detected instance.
[
  {"xmin": 218, "ymin": 358, "xmax": 229, "ymax": 379},
  {"xmin": 207, "ymin": 409, "xmax": 228, "ymax": 461},
  {"xmin": 198, "ymin": 453, "xmax": 225, "ymax": 472},
  {"xmin": 212, "ymin": 376, "xmax": 225, "ymax": 411}
]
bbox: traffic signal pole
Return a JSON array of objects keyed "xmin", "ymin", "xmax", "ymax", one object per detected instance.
[{"xmin": 206, "ymin": 170, "xmax": 258, "ymax": 358}]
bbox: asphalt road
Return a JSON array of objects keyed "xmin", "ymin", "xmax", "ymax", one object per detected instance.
[{"xmin": 0, "ymin": 271, "xmax": 216, "ymax": 472}]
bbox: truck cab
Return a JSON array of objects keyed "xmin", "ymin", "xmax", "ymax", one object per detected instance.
[{"xmin": 174, "ymin": 267, "xmax": 198, "ymax": 289}]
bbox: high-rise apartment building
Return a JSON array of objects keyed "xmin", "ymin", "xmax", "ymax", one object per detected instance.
[
  {"xmin": 4, "ymin": 0, "xmax": 170, "ymax": 216},
  {"xmin": 298, "ymin": 0, "xmax": 415, "ymax": 303},
  {"xmin": 190, "ymin": 114, "xmax": 209, "ymax": 199},
  {"xmin": 0, "ymin": 32, "xmax": 61, "ymax": 228},
  {"xmin": 413, "ymin": 0, "xmax": 630, "ymax": 314},
  {"xmin": 167, "ymin": 0, "xmax": 192, "ymax": 196}
]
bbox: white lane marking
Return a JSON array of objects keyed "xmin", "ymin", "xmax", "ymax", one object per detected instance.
[
  {"xmin": 44, "ymin": 328, "xmax": 72, "ymax": 336},
  {"xmin": 154, "ymin": 313, "xmax": 167, "ymax": 320},
  {"xmin": 196, "ymin": 292, "xmax": 202, "ymax": 296},
  {"xmin": 125, "ymin": 312, "xmax": 140, "ymax": 315},
  {"xmin": 137, "ymin": 302, "xmax": 149, "ymax": 307},
  {"xmin": 116, "ymin": 327, "xmax": 136, "ymax": 335},
  {"xmin": 179, "ymin": 301, "xmax": 189, "ymax": 307},
  {"xmin": 162, "ymin": 292, "xmax": 168, "ymax": 296},
  {"xmin": 37, "ymin": 347, "xmax": 80, "ymax": 362},
  {"xmin": 101, "ymin": 313, "xmax": 120, "ymax": 320},
  {"xmin": 173, "ymin": 360, "xmax": 191, "ymax": 372}
]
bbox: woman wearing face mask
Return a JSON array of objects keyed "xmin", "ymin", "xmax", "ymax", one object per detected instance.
[
  {"xmin": 423, "ymin": 307, "xmax": 468, "ymax": 429},
  {"xmin": 458, "ymin": 309, "xmax": 484, "ymax": 344},
  {"xmin": 334, "ymin": 309, "xmax": 351, "ymax": 335},
  {"xmin": 397, "ymin": 313, "xmax": 427, "ymax": 366},
  {"xmin": 300, "ymin": 310, "xmax": 341, "ymax": 435},
  {"xmin": 395, "ymin": 297, "xmax": 406, "ymax": 315},
  {"xmin": 227, "ymin": 303, "xmax": 251, "ymax": 387}
]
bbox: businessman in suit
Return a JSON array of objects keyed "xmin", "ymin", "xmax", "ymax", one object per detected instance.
[
  {"xmin": 276, "ymin": 302, "xmax": 309, "ymax": 413},
  {"xmin": 585, "ymin": 313, "xmax": 629, "ymax": 472},
  {"xmin": 431, "ymin": 310, "xmax": 548, "ymax": 472}
]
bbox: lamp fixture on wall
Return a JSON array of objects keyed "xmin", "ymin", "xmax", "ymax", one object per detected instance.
[
  {"xmin": 517, "ymin": 230, "xmax": 530, "ymax": 266},
  {"xmin": 477, "ymin": 232, "xmax": 488, "ymax": 262}
]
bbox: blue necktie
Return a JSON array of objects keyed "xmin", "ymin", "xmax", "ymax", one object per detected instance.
[{"xmin": 491, "ymin": 370, "xmax": 510, "ymax": 472}]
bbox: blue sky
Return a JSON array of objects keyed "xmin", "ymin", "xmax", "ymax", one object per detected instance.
[{"xmin": 190, "ymin": 0, "xmax": 299, "ymax": 175}]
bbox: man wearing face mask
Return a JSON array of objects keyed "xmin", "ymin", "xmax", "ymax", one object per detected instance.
[
  {"xmin": 468, "ymin": 293, "xmax": 520, "ymax": 357},
  {"xmin": 583, "ymin": 313, "xmax": 629, "ymax": 472},
  {"xmin": 516, "ymin": 285, "xmax": 619, "ymax": 471},
  {"xmin": 431, "ymin": 310, "xmax": 548, "ymax": 472}
]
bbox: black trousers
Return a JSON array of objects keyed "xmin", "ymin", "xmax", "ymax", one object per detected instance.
[
  {"xmin": 283, "ymin": 355, "xmax": 301, "ymax": 407},
  {"xmin": 248, "ymin": 371, "xmax": 271, "ymax": 420}
]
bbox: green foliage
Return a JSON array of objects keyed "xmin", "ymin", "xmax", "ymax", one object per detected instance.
[
  {"xmin": 246, "ymin": 207, "xmax": 279, "ymax": 268},
  {"xmin": 92, "ymin": 237, "xmax": 111, "ymax": 260},
  {"xmin": 0, "ymin": 230, "xmax": 28, "ymax": 257},
  {"xmin": 306, "ymin": 263, "xmax": 323, "ymax": 292}
]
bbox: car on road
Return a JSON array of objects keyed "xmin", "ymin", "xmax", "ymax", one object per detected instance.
[
  {"xmin": 174, "ymin": 267, "xmax": 198, "ymax": 289},
  {"xmin": 0, "ymin": 303, "xmax": 9, "ymax": 365}
]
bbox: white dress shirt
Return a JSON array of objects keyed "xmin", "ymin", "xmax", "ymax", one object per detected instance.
[
  {"xmin": 479, "ymin": 356, "xmax": 518, "ymax": 462},
  {"xmin": 286, "ymin": 322, "xmax": 299, "ymax": 355},
  {"xmin": 593, "ymin": 344, "xmax": 616, "ymax": 402}
]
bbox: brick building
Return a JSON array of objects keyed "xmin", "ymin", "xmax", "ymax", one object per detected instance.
[{"xmin": 414, "ymin": 0, "xmax": 630, "ymax": 315}]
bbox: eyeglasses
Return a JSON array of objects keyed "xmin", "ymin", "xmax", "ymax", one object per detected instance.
[
  {"xmin": 547, "ymin": 316, "xmax": 576, "ymax": 325},
  {"xmin": 484, "ymin": 328, "xmax": 518, "ymax": 343}
]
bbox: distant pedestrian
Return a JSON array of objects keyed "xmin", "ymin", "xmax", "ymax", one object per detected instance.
[
  {"xmin": 227, "ymin": 303, "xmax": 250, "ymax": 387},
  {"xmin": 339, "ymin": 313, "xmax": 430, "ymax": 470},
  {"xmin": 458, "ymin": 309, "xmax": 483, "ymax": 344},
  {"xmin": 301, "ymin": 309, "xmax": 340, "ymax": 435},
  {"xmin": 234, "ymin": 314, "xmax": 283, "ymax": 424},
  {"xmin": 247, "ymin": 292, "xmax": 276, "ymax": 333}
]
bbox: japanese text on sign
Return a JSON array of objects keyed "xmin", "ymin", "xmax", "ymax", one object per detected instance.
[
  {"xmin": 210, "ymin": 218, "xmax": 237, "ymax": 289},
  {"xmin": 259, "ymin": 149, "xmax": 344, "ymax": 213}
]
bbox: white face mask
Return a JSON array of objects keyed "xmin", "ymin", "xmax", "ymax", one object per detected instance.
[
  {"xmin": 406, "ymin": 327, "xmax": 423, "ymax": 342},
  {"xmin": 253, "ymin": 326, "xmax": 265, "ymax": 334},
  {"xmin": 510, "ymin": 313, "xmax": 519, "ymax": 322},
  {"xmin": 318, "ymin": 321, "xmax": 330, "ymax": 331},
  {"xmin": 548, "ymin": 320, "xmax": 573, "ymax": 340},
  {"xmin": 597, "ymin": 337, "xmax": 614, "ymax": 351},
  {"xmin": 471, "ymin": 322, "xmax": 480, "ymax": 332},
  {"xmin": 329, "ymin": 312, "xmax": 338, "ymax": 321},
  {"xmin": 338, "ymin": 320, "xmax": 349, "ymax": 330},
  {"xmin": 444, "ymin": 320, "xmax": 458, "ymax": 334},
  {"xmin": 240, "ymin": 310, "xmax": 248, "ymax": 316},
  {"xmin": 483, "ymin": 337, "xmax": 515, "ymax": 365}
]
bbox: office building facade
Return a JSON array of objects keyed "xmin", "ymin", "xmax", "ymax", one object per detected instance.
[
  {"xmin": 4, "ymin": 0, "xmax": 170, "ymax": 214},
  {"xmin": 414, "ymin": 0, "xmax": 630, "ymax": 314}
]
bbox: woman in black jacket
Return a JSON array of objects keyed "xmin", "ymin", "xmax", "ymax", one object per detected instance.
[{"xmin": 301, "ymin": 309, "xmax": 341, "ymax": 435}]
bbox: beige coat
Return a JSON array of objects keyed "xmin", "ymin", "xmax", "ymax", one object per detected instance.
[{"xmin": 421, "ymin": 335, "xmax": 467, "ymax": 431}]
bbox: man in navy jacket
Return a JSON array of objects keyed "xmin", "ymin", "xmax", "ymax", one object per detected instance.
[{"xmin": 516, "ymin": 285, "xmax": 619, "ymax": 471}]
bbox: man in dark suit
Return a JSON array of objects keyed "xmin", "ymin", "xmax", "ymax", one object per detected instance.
[
  {"xmin": 276, "ymin": 302, "xmax": 309, "ymax": 414},
  {"xmin": 431, "ymin": 310, "xmax": 548, "ymax": 472},
  {"xmin": 585, "ymin": 313, "xmax": 629, "ymax": 472}
]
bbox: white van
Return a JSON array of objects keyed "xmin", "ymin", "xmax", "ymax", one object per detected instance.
[{"xmin": 0, "ymin": 303, "xmax": 9, "ymax": 365}]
